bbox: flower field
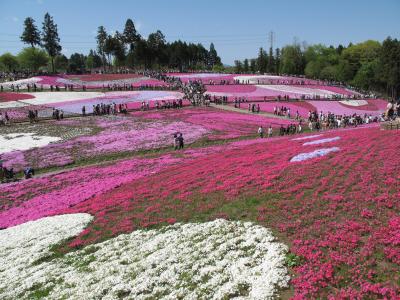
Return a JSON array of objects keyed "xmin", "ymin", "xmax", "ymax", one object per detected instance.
[
  {"xmin": 0, "ymin": 215, "xmax": 289, "ymax": 299},
  {"xmin": 0, "ymin": 74, "xmax": 167, "ymax": 90},
  {"xmin": 132, "ymin": 107, "xmax": 292, "ymax": 139},
  {"xmin": 0, "ymin": 75, "xmax": 398, "ymax": 299},
  {"xmin": 0, "ymin": 92, "xmax": 35, "ymax": 102},
  {"xmin": 0, "ymin": 115, "xmax": 211, "ymax": 171},
  {"xmin": 206, "ymin": 84, "xmax": 360, "ymax": 100},
  {"xmin": 229, "ymin": 99, "xmax": 387, "ymax": 117},
  {"xmin": 0, "ymin": 91, "xmax": 184, "ymax": 115}
]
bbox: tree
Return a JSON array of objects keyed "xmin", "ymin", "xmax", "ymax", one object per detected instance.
[
  {"xmin": 86, "ymin": 49, "xmax": 102, "ymax": 70},
  {"xmin": 148, "ymin": 30, "xmax": 166, "ymax": 67},
  {"xmin": 234, "ymin": 60, "xmax": 243, "ymax": 73},
  {"xmin": 123, "ymin": 19, "xmax": 139, "ymax": 51},
  {"xmin": 274, "ymin": 48, "xmax": 281, "ymax": 73},
  {"xmin": 378, "ymin": 37, "xmax": 400, "ymax": 99},
  {"xmin": 208, "ymin": 42, "xmax": 221, "ymax": 69},
  {"xmin": 17, "ymin": 47, "xmax": 48, "ymax": 71},
  {"xmin": 68, "ymin": 53, "xmax": 86, "ymax": 73},
  {"xmin": 267, "ymin": 46, "xmax": 275, "ymax": 73},
  {"xmin": 103, "ymin": 35, "xmax": 116, "ymax": 67},
  {"xmin": 0, "ymin": 53, "xmax": 19, "ymax": 71},
  {"xmin": 352, "ymin": 60, "xmax": 380, "ymax": 90},
  {"xmin": 256, "ymin": 48, "xmax": 268, "ymax": 73},
  {"xmin": 112, "ymin": 31, "xmax": 126, "ymax": 67},
  {"xmin": 134, "ymin": 38, "xmax": 150, "ymax": 68},
  {"xmin": 243, "ymin": 59, "xmax": 249, "ymax": 73},
  {"xmin": 20, "ymin": 17, "xmax": 41, "ymax": 48},
  {"xmin": 338, "ymin": 40, "xmax": 381, "ymax": 82},
  {"xmin": 96, "ymin": 26, "xmax": 107, "ymax": 70},
  {"xmin": 54, "ymin": 54, "xmax": 68, "ymax": 72},
  {"xmin": 250, "ymin": 59, "xmax": 256, "ymax": 73},
  {"xmin": 279, "ymin": 44, "xmax": 305, "ymax": 75},
  {"xmin": 42, "ymin": 13, "xmax": 61, "ymax": 73}
]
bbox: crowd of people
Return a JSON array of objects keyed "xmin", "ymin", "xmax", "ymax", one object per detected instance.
[
  {"xmin": 155, "ymin": 99, "xmax": 184, "ymax": 109},
  {"xmin": 249, "ymin": 103, "xmax": 261, "ymax": 113},
  {"xmin": 52, "ymin": 108, "xmax": 64, "ymax": 120},
  {"xmin": 306, "ymin": 110, "xmax": 383, "ymax": 130},
  {"xmin": 28, "ymin": 110, "xmax": 39, "ymax": 122},
  {"xmin": 257, "ymin": 123, "xmax": 302, "ymax": 138},
  {"xmin": 91, "ymin": 103, "xmax": 118, "ymax": 115},
  {"xmin": 0, "ymin": 70, "xmax": 48, "ymax": 83}
]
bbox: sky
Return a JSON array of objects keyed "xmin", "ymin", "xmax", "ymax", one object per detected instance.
[{"xmin": 0, "ymin": 0, "xmax": 399, "ymax": 65}]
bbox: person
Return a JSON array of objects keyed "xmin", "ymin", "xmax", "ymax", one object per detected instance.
[
  {"xmin": 178, "ymin": 133, "xmax": 184, "ymax": 149},
  {"xmin": 82, "ymin": 106, "xmax": 86, "ymax": 116},
  {"xmin": 24, "ymin": 167, "xmax": 35, "ymax": 179},
  {"xmin": 258, "ymin": 126, "xmax": 264, "ymax": 138},
  {"xmin": 297, "ymin": 123, "xmax": 302, "ymax": 133},
  {"xmin": 268, "ymin": 125, "xmax": 273, "ymax": 137}
]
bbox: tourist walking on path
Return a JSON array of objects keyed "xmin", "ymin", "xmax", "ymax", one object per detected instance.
[
  {"xmin": 258, "ymin": 126, "xmax": 264, "ymax": 138},
  {"xmin": 268, "ymin": 126, "xmax": 273, "ymax": 137}
]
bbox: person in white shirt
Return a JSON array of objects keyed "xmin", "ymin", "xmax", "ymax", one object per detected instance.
[
  {"xmin": 258, "ymin": 126, "xmax": 264, "ymax": 138},
  {"xmin": 268, "ymin": 126, "xmax": 273, "ymax": 137}
]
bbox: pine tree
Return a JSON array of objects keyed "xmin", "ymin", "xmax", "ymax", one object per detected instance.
[
  {"xmin": 243, "ymin": 59, "xmax": 249, "ymax": 72},
  {"xmin": 96, "ymin": 26, "xmax": 107, "ymax": 70},
  {"xmin": 208, "ymin": 43, "xmax": 221, "ymax": 69},
  {"xmin": 42, "ymin": 13, "xmax": 61, "ymax": 73},
  {"xmin": 267, "ymin": 47, "xmax": 275, "ymax": 73},
  {"xmin": 20, "ymin": 17, "xmax": 41, "ymax": 48},
  {"xmin": 123, "ymin": 19, "xmax": 139, "ymax": 51},
  {"xmin": 257, "ymin": 48, "xmax": 268, "ymax": 73}
]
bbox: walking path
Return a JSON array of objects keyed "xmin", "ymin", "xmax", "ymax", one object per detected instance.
[{"xmin": 209, "ymin": 103, "xmax": 296, "ymax": 121}]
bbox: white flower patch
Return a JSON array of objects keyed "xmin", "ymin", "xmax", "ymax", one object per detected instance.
[
  {"xmin": 23, "ymin": 92, "xmax": 105, "ymax": 105},
  {"xmin": 0, "ymin": 133, "xmax": 61, "ymax": 154},
  {"xmin": 0, "ymin": 77, "xmax": 42, "ymax": 88},
  {"xmin": 257, "ymin": 85, "xmax": 339, "ymax": 97},
  {"xmin": 0, "ymin": 214, "xmax": 93, "ymax": 298},
  {"xmin": 339, "ymin": 100, "xmax": 368, "ymax": 106},
  {"xmin": 303, "ymin": 136, "xmax": 340, "ymax": 146},
  {"xmin": 234, "ymin": 75, "xmax": 283, "ymax": 83},
  {"xmin": 292, "ymin": 134, "xmax": 323, "ymax": 141},
  {"xmin": 0, "ymin": 219, "xmax": 289, "ymax": 300},
  {"xmin": 177, "ymin": 73, "xmax": 231, "ymax": 79},
  {"xmin": 290, "ymin": 147, "xmax": 340, "ymax": 162},
  {"xmin": 0, "ymin": 101, "xmax": 29, "ymax": 109}
]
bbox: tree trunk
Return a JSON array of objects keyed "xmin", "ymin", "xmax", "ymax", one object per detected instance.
[{"xmin": 51, "ymin": 57, "xmax": 55, "ymax": 74}]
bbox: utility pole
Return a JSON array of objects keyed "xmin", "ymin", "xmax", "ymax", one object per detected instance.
[{"xmin": 268, "ymin": 31, "xmax": 275, "ymax": 50}]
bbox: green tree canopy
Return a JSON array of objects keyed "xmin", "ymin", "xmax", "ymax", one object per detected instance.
[
  {"xmin": 280, "ymin": 44, "xmax": 305, "ymax": 75},
  {"xmin": 54, "ymin": 54, "xmax": 68, "ymax": 72},
  {"xmin": 17, "ymin": 47, "xmax": 48, "ymax": 71},
  {"xmin": 0, "ymin": 53, "xmax": 19, "ymax": 71}
]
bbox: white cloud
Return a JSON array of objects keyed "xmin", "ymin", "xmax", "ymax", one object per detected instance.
[
  {"xmin": 12, "ymin": 17, "xmax": 19, "ymax": 22},
  {"xmin": 37, "ymin": 0, "xmax": 44, "ymax": 4}
]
